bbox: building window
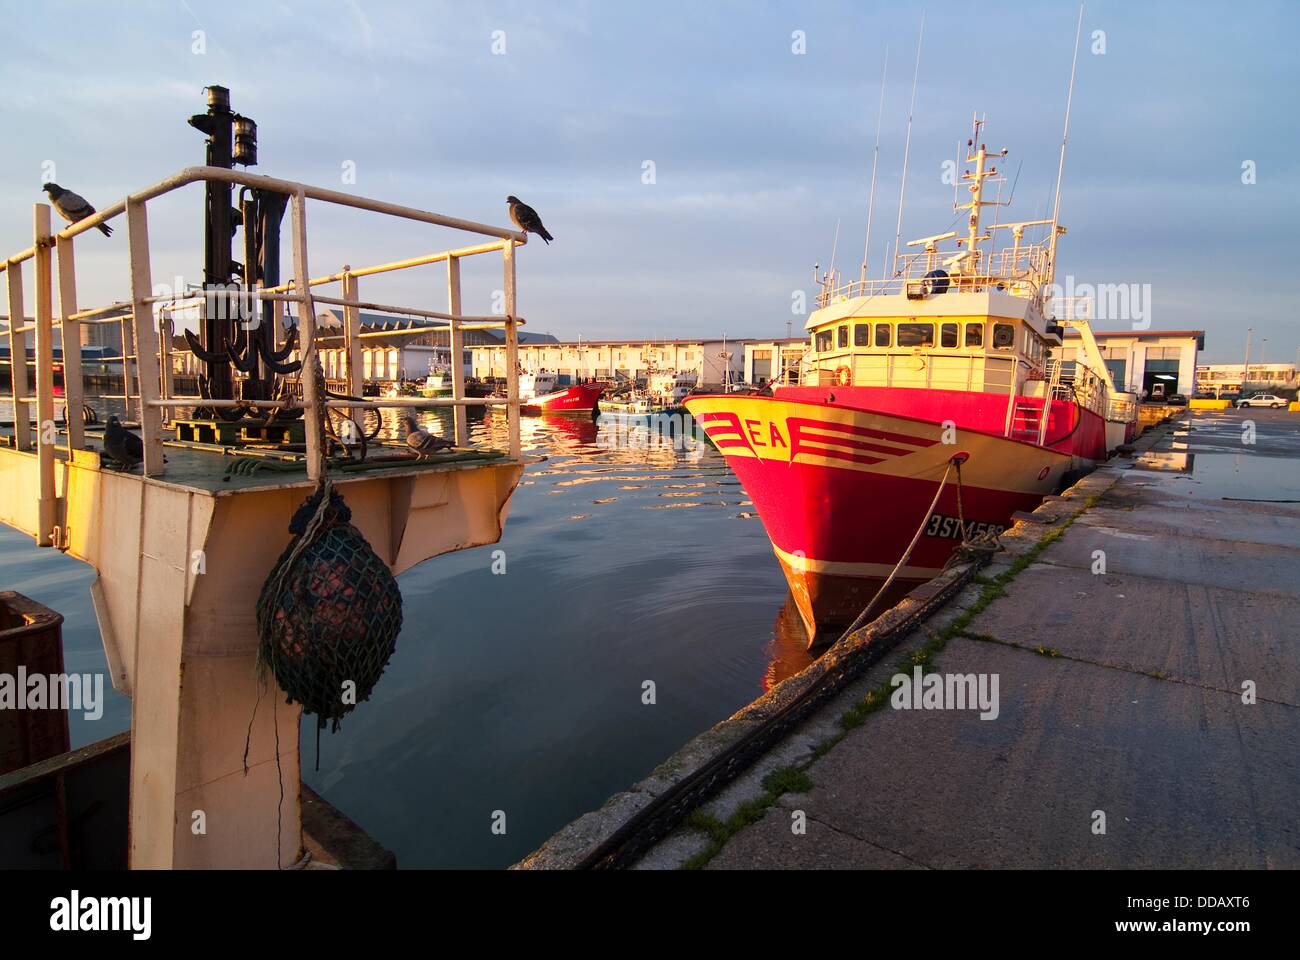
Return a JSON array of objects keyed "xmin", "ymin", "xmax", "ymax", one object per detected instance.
[
  {"xmin": 752, "ymin": 349, "xmax": 772, "ymax": 361},
  {"xmin": 940, "ymin": 323, "xmax": 958, "ymax": 348},
  {"xmin": 875, "ymin": 323, "xmax": 891, "ymax": 347},
  {"xmin": 815, "ymin": 330, "xmax": 833, "ymax": 352},
  {"xmin": 837, "ymin": 325, "xmax": 849, "ymax": 349},
  {"xmin": 854, "ymin": 324, "xmax": 871, "ymax": 346},
  {"xmin": 965, "ymin": 323, "xmax": 983, "ymax": 347},
  {"xmin": 992, "ymin": 323, "xmax": 1015, "ymax": 350},
  {"xmin": 897, "ymin": 322, "xmax": 935, "ymax": 348}
]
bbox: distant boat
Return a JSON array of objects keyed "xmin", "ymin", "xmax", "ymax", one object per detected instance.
[
  {"xmin": 421, "ymin": 359, "xmax": 453, "ymax": 398},
  {"xmin": 508, "ymin": 370, "xmax": 603, "ymax": 415},
  {"xmin": 601, "ymin": 369, "xmax": 697, "ymax": 417}
]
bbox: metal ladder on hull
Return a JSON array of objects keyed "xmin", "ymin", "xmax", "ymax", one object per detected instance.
[{"xmin": 1007, "ymin": 359, "xmax": 1063, "ymax": 446}]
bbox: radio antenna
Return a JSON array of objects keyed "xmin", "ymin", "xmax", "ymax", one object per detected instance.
[
  {"xmin": 1006, "ymin": 157, "xmax": 1023, "ymax": 204},
  {"xmin": 892, "ymin": 12, "xmax": 925, "ymax": 278},
  {"xmin": 829, "ymin": 218, "xmax": 842, "ymax": 285},
  {"xmin": 860, "ymin": 47, "xmax": 889, "ymax": 283},
  {"xmin": 1047, "ymin": 3, "xmax": 1085, "ymax": 289},
  {"xmin": 951, "ymin": 138, "xmax": 961, "ymax": 211}
]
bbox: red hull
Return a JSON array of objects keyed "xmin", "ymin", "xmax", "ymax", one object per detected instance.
[
  {"xmin": 685, "ymin": 387, "xmax": 1104, "ymax": 641},
  {"xmin": 521, "ymin": 383, "xmax": 603, "ymax": 414}
]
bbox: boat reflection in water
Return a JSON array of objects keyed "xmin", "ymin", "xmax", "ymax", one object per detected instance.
[{"xmin": 764, "ymin": 595, "xmax": 818, "ymax": 691}]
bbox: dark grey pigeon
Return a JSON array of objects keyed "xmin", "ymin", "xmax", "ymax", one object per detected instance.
[
  {"xmin": 506, "ymin": 196, "xmax": 553, "ymax": 244},
  {"xmin": 402, "ymin": 415, "xmax": 454, "ymax": 458},
  {"xmin": 103, "ymin": 416, "xmax": 142, "ymax": 467},
  {"xmin": 43, "ymin": 182, "xmax": 112, "ymax": 236}
]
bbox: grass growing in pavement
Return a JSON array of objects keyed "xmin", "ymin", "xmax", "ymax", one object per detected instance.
[
  {"xmin": 680, "ymin": 765, "xmax": 814, "ymax": 870},
  {"xmin": 681, "ymin": 495, "xmax": 1101, "ymax": 869}
]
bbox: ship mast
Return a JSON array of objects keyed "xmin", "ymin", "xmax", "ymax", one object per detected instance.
[
  {"xmin": 956, "ymin": 116, "xmax": 1006, "ymax": 276},
  {"xmin": 1047, "ymin": 3, "xmax": 1086, "ymax": 293}
]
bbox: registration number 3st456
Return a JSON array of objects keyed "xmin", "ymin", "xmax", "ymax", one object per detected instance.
[{"xmin": 925, "ymin": 513, "xmax": 1006, "ymax": 541}]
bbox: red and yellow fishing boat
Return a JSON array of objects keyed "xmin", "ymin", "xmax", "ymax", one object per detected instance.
[
  {"xmin": 513, "ymin": 370, "xmax": 604, "ymax": 414},
  {"xmin": 686, "ymin": 119, "xmax": 1138, "ymax": 642}
]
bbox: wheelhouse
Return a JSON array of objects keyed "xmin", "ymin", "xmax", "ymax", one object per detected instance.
[{"xmin": 804, "ymin": 310, "xmax": 1053, "ymax": 395}]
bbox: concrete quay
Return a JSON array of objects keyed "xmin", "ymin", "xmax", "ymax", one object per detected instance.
[{"xmin": 520, "ymin": 409, "xmax": 1300, "ymax": 869}]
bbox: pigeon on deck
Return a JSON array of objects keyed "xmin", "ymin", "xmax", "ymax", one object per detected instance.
[
  {"xmin": 43, "ymin": 183, "xmax": 113, "ymax": 236},
  {"xmin": 506, "ymin": 196, "xmax": 553, "ymax": 244},
  {"xmin": 103, "ymin": 416, "xmax": 143, "ymax": 468},
  {"xmin": 402, "ymin": 415, "xmax": 455, "ymax": 458}
]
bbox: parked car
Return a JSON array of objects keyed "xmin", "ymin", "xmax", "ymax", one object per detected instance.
[{"xmin": 1236, "ymin": 394, "xmax": 1286, "ymax": 409}]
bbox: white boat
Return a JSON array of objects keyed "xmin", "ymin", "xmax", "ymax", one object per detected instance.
[
  {"xmin": 603, "ymin": 370, "xmax": 698, "ymax": 416},
  {"xmin": 421, "ymin": 352, "xmax": 454, "ymax": 397}
]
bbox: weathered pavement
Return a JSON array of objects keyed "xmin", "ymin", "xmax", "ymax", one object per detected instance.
[{"xmin": 646, "ymin": 409, "xmax": 1300, "ymax": 869}]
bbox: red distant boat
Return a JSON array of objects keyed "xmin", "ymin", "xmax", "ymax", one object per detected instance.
[{"xmin": 515, "ymin": 371, "xmax": 603, "ymax": 415}]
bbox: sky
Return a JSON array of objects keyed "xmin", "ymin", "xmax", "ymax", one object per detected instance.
[{"xmin": 2, "ymin": 0, "xmax": 1297, "ymax": 362}]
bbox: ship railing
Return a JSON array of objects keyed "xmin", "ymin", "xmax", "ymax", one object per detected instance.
[
  {"xmin": 790, "ymin": 347, "xmax": 1112, "ymax": 447},
  {"xmin": 2, "ymin": 167, "xmax": 529, "ymax": 546},
  {"xmin": 1107, "ymin": 394, "xmax": 1138, "ymax": 424},
  {"xmin": 798, "ymin": 350, "xmax": 1018, "ymax": 397},
  {"xmin": 1067, "ymin": 362, "xmax": 1109, "ymax": 420},
  {"xmin": 1046, "ymin": 294, "xmax": 1093, "ymax": 321},
  {"xmin": 817, "ymin": 244, "xmax": 1054, "ymax": 307}
]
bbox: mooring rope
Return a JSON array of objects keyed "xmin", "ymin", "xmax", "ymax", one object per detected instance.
[
  {"xmin": 944, "ymin": 454, "xmax": 1001, "ymax": 568},
  {"xmin": 836, "ymin": 456, "xmax": 958, "ymax": 639}
]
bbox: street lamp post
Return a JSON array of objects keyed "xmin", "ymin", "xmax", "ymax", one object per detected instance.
[{"xmin": 1242, "ymin": 327, "xmax": 1252, "ymax": 395}]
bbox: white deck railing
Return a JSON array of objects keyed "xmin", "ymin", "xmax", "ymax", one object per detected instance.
[
  {"xmin": 817, "ymin": 243, "xmax": 1055, "ymax": 307},
  {"xmin": 2, "ymin": 167, "xmax": 529, "ymax": 531}
]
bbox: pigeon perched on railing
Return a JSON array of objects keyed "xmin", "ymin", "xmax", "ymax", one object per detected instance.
[
  {"xmin": 103, "ymin": 416, "xmax": 143, "ymax": 467},
  {"xmin": 506, "ymin": 196, "xmax": 553, "ymax": 245},
  {"xmin": 402, "ymin": 415, "xmax": 454, "ymax": 458},
  {"xmin": 42, "ymin": 183, "xmax": 112, "ymax": 236}
]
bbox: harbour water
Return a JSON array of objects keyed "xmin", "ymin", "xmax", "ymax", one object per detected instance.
[{"xmin": 0, "ymin": 405, "xmax": 815, "ymax": 868}]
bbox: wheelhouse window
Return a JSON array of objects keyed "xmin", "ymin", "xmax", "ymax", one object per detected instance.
[
  {"xmin": 837, "ymin": 325, "xmax": 849, "ymax": 349},
  {"xmin": 965, "ymin": 323, "xmax": 983, "ymax": 347},
  {"xmin": 992, "ymin": 323, "xmax": 1016, "ymax": 350},
  {"xmin": 875, "ymin": 323, "xmax": 891, "ymax": 347},
  {"xmin": 897, "ymin": 322, "xmax": 935, "ymax": 348},
  {"xmin": 854, "ymin": 323, "xmax": 871, "ymax": 346},
  {"xmin": 815, "ymin": 330, "xmax": 833, "ymax": 352},
  {"xmin": 940, "ymin": 323, "xmax": 959, "ymax": 348}
]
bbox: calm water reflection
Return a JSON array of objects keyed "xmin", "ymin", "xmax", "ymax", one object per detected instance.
[{"xmin": 0, "ymin": 403, "xmax": 814, "ymax": 868}]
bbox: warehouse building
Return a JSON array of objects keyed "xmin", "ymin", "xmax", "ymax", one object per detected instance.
[
  {"xmin": 1058, "ymin": 329, "xmax": 1204, "ymax": 399},
  {"xmin": 1195, "ymin": 363, "xmax": 1296, "ymax": 396},
  {"xmin": 469, "ymin": 338, "xmax": 747, "ymax": 389}
]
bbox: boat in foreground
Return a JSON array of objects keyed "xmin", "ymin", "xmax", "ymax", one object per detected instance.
[{"xmin": 686, "ymin": 118, "xmax": 1137, "ymax": 643}]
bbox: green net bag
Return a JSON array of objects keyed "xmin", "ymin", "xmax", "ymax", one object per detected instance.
[{"xmin": 256, "ymin": 482, "xmax": 403, "ymax": 732}]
